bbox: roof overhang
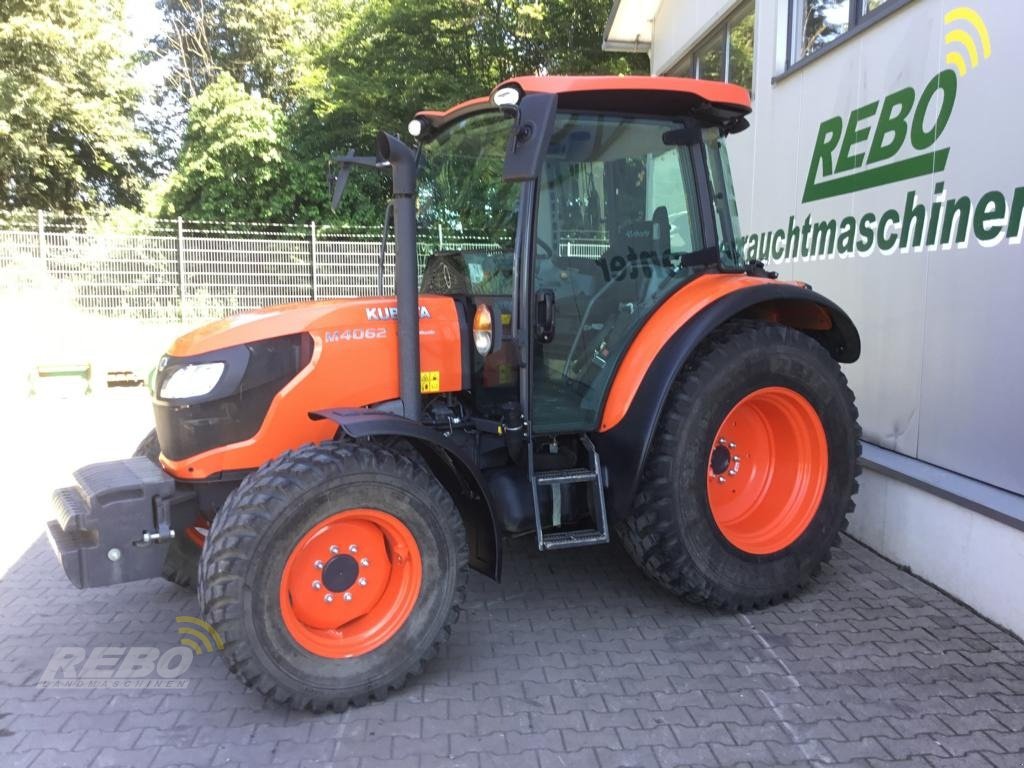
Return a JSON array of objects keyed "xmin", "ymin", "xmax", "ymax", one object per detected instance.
[
  {"xmin": 602, "ymin": 0, "xmax": 663, "ymax": 53},
  {"xmin": 413, "ymin": 75, "xmax": 752, "ymax": 137}
]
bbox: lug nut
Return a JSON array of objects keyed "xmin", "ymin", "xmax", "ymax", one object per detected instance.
[
  {"xmin": 733, "ymin": 455, "xmax": 741, "ymax": 461},
  {"xmin": 329, "ymin": 545, "xmax": 340, "ymax": 555},
  {"xmin": 343, "ymin": 592, "xmax": 353, "ymax": 601},
  {"xmin": 719, "ymin": 438, "xmax": 727, "ymax": 445},
  {"xmin": 729, "ymin": 442, "xmax": 736, "ymax": 449},
  {"xmin": 312, "ymin": 580, "xmax": 322, "ymax": 590},
  {"xmin": 358, "ymin": 577, "xmax": 367, "ymax": 587},
  {"xmin": 718, "ymin": 477, "xmax": 726, "ymax": 484},
  {"xmin": 314, "ymin": 560, "xmax": 323, "ymax": 569},
  {"xmin": 728, "ymin": 469, "xmax": 738, "ymax": 476},
  {"xmin": 360, "ymin": 558, "xmax": 370, "ymax": 567},
  {"xmin": 324, "ymin": 594, "xmax": 334, "ymax": 603},
  {"xmin": 349, "ymin": 544, "xmax": 358, "ymax": 553}
]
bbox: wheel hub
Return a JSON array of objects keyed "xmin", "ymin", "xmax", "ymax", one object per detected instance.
[
  {"xmin": 321, "ymin": 554, "xmax": 359, "ymax": 593},
  {"xmin": 280, "ymin": 509, "xmax": 422, "ymax": 658},
  {"xmin": 709, "ymin": 444, "xmax": 732, "ymax": 475}
]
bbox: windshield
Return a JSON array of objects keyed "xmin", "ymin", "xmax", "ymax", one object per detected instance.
[{"xmin": 417, "ymin": 112, "xmax": 518, "ymax": 295}]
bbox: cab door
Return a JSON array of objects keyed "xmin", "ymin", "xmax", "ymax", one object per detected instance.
[{"xmin": 528, "ymin": 113, "xmax": 712, "ymax": 434}]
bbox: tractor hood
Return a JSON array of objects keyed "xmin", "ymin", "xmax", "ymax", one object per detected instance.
[
  {"xmin": 155, "ymin": 295, "xmax": 466, "ymax": 479},
  {"xmin": 171, "ymin": 298, "xmax": 371, "ymax": 357}
]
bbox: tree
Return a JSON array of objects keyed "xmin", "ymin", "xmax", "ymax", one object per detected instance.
[
  {"xmin": 294, "ymin": 0, "xmax": 646, "ymax": 224},
  {"xmin": 0, "ymin": 0, "xmax": 150, "ymax": 212},
  {"xmin": 159, "ymin": 72, "xmax": 322, "ymax": 221},
  {"xmin": 153, "ymin": 0, "xmax": 647, "ymax": 224},
  {"xmin": 156, "ymin": 0, "xmax": 311, "ymax": 106}
]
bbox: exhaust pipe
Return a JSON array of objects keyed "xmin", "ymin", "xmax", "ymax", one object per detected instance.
[{"xmin": 375, "ymin": 132, "xmax": 421, "ymax": 421}]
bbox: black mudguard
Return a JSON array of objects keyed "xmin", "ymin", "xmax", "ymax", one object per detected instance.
[{"xmin": 313, "ymin": 408, "xmax": 502, "ymax": 580}]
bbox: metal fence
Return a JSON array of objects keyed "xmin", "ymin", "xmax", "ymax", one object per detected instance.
[{"xmin": 0, "ymin": 212, "xmax": 608, "ymax": 323}]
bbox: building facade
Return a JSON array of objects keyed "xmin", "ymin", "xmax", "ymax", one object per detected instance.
[{"xmin": 605, "ymin": 0, "xmax": 1024, "ymax": 635}]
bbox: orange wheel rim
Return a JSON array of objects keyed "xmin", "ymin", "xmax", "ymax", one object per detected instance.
[
  {"xmin": 706, "ymin": 387, "xmax": 827, "ymax": 555},
  {"xmin": 279, "ymin": 509, "xmax": 422, "ymax": 658}
]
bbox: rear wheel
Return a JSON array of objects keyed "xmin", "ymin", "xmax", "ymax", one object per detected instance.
[
  {"xmin": 619, "ymin": 320, "xmax": 860, "ymax": 609},
  {"xmin": 198, "ymin": 441, "xmax": 467, "ymax": 711},
  {"xmin": 134, "ymin": 430, "xmax": 206, "ymax": 589}
]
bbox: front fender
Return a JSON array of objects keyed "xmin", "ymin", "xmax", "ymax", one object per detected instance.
[{"xmin": 313, "ymin": 408, "xmax": 501, "ymax": 580}]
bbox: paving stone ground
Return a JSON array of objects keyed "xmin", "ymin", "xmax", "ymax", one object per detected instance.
[{"xmin": 1, "ymin": 526, "xmax": 1023, "ymax": 768}]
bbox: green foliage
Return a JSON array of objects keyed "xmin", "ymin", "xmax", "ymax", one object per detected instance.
[
  {"xmin": 1, "ymin": 0, "xmax": 645, "ymax": 221},
  {"xmin": 291, "ymin": 0, "xmax": 647, "ymax": 225},
  {"xmin": 157, "ymin": 0, "xmax": 312, "ymax": 105},
  {"xmin": 0, "ymin": 0, "xmax": 149, "ymax": 212},
  {"xmin": 159, "ymin": 73, "xmax": 324, "ymax": 222}
]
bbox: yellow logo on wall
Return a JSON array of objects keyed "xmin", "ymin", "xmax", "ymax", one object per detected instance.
[{"xmin": 944, "ymin": 7, "xmax": 991, "ymax": 76}]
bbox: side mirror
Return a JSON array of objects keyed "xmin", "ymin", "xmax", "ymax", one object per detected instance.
[{"xmin": 502, "ymin": 93, "xmax": 557, "ymax": 182}]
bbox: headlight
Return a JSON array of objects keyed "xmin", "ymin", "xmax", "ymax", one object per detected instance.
[{"xmin": 159, "ymin": 362, "xmax": 225, "ymax": 400}]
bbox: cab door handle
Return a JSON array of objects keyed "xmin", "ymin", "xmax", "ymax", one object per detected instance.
[{"xmin": 536, "ymin": 289, "xmax": 555, "ymax": 344}]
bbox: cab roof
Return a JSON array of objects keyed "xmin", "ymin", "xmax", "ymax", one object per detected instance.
[{"xmin": 414, "ymin": 75, "xmax": 752, "ymax": 133}]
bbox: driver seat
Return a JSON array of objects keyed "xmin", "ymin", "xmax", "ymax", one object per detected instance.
[{"xmin": 421, "ymin": 251, "xmax": 471, "ymax": 294}]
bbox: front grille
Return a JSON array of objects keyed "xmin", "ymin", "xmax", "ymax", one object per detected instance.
[{"xmin": 154, "ymin": 334, "xmax": 312, "ymax": 461}]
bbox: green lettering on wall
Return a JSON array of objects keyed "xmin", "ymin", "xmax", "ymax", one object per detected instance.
[
  {"xmin": 802, "ymin": 117, "xmax": 843, "ymax": 204},
  {"xmin": 857, "ymin": 213, "xmax": 877, "ymax": 252},
  {"xmin": 974, "ymin": 191, "xmax": 1006, "ymax": 241},
  {"xmin": 911, "ymin": 70, "xmax": 957, "ymax": 151},
  {"xmin": 877, "ymin": 209, "xmax": 900, "ymax": 250},
  {"xmin": 802, "ymin": 69, "xmax": 956, "ymax": 203},
  {"xmin": 837, "ymin": 217, "xmax": 857, "ymax": 254},
  {"xmin": 867, "ymin": 87, "xmax": 915, "ymax": 165},
  {"xmin": 835, "ymin": 101, "xmax": 879, "ymax": 174}
]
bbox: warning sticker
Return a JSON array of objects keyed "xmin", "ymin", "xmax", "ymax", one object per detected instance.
[{"xmin": 420, "ymin": 370, "xmax": 440, "ymax": 393}]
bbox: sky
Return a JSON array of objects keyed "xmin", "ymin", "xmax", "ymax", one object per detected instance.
[
  {"xmin": 123, "ymin": 0, "xmax": 172, "ymax": 106},
  {"xmin": 125, "ymin": 0, "xmax": 165, "ymax": 50}
]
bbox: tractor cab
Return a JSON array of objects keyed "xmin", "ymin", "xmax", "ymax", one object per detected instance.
[{"xmin": 400, "ymin": 76, "xmax": 754, "ymax": 548}]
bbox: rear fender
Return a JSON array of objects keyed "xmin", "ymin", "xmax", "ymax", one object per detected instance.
[
  {"xmin": 314, "ymin": 409, "xmax": 501, "ymax": 580},
  {"xmin": 593, "ymin": 281, "xmax": 860, "ymax": 517}
]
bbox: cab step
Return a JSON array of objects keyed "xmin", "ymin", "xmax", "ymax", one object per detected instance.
[
  {"xmin": 534, "ymin": 468, "xmax": 597, "ymax": 485},
  {"xmin": 538, "ymin": 530, "xmax": 609, "ymax": 550},
  {"xmin": 530, "ymin": 435, "xmax": 609, "ymax": 551}
]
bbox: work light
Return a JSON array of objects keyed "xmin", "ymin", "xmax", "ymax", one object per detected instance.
[
  {"xmin": 491, "ymin": 86, "xmax": 521, "ymax": 107},
  {"xmin": 472, "ymin": 304, "xmax": 493, "ymax": 355}
]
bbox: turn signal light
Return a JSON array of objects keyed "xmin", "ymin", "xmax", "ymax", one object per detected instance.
[{"xmin": 473, "ymin": 304, "xmax": 493, "ymax": 356}]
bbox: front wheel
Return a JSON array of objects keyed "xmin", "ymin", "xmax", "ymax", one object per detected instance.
[
  {"xmin": 198, "ymin": 441, "xmax": 467, "ymax": 711},
  {"xmin": 619, "ymin": 320, "xmax": 860, "ymax": 610}
]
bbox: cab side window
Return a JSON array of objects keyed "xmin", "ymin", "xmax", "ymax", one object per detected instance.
[{"xmin": 532, "ymin": 114, "xmax": 708, "ymax": 433}]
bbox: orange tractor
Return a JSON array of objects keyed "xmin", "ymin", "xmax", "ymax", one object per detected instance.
[{"xmin": 49, "ymin": 76, "xmax": 860, "ymax": 710}]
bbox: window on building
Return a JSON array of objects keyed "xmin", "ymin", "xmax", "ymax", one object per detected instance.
[
  {"xmin": 789, "ymin": 0, "xmax": 901, "ymax": 66},
  {"xmin": 668, "ymin": 1, "xmax": 755, "ymax": 91}
]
